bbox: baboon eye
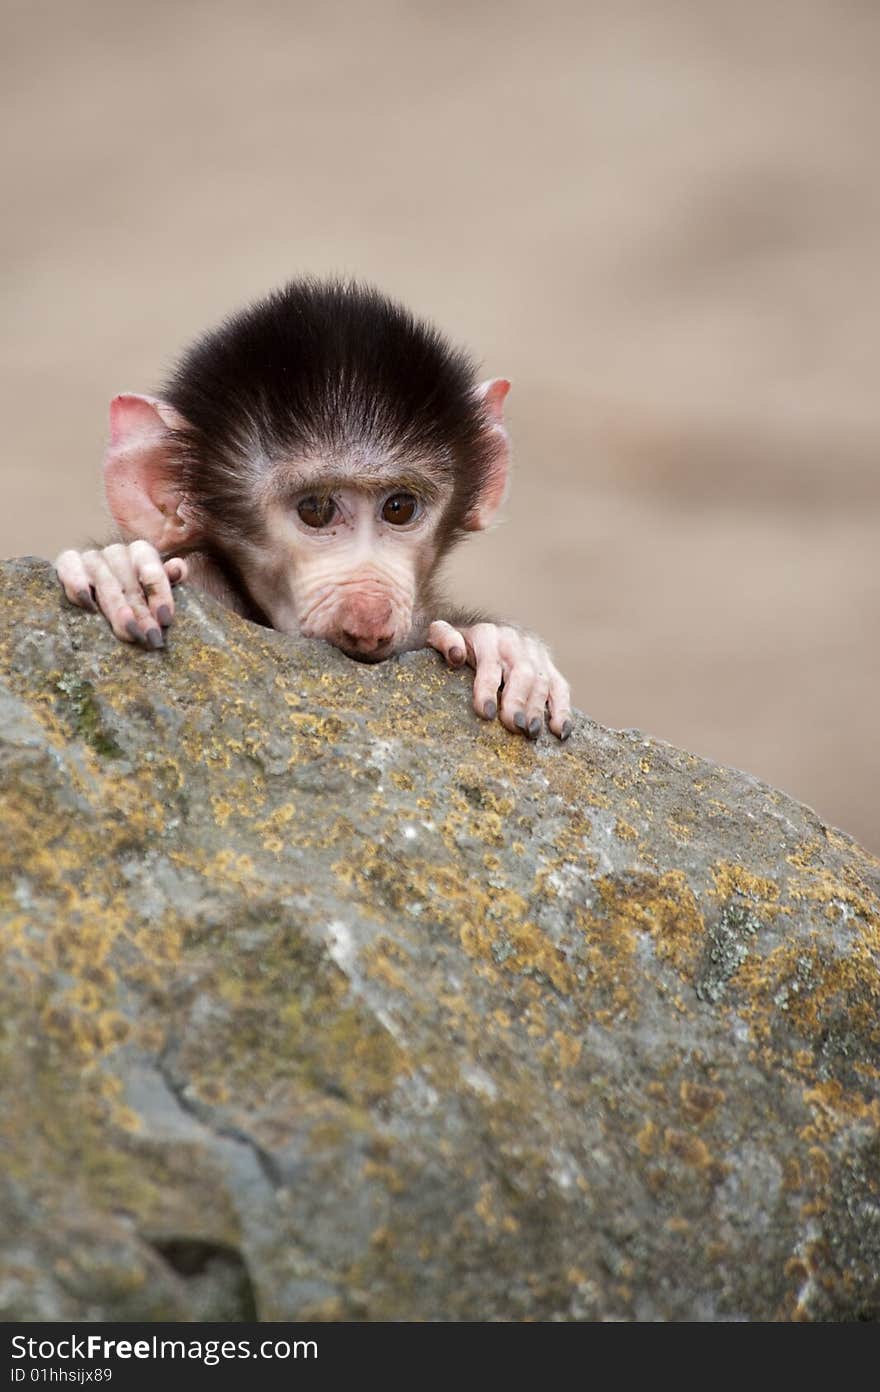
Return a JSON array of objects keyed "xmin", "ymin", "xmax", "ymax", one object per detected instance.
[
  {"xmin": 381, "ymin": 492, "xmax": 419, "ymax": 525},
  {"xmin": 297, "ymin": 496, "xmax": 337, "ymax": 528}
]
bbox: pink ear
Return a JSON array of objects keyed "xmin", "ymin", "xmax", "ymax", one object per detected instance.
[
  {"xmin": 109, "ymin": 393, "xmax": 185, "ymax": 446},
  {"xmin": 475, "ymin": 378, "xmax": 511, "ymax": 425},
  {"xmin": 463, "ymin": 379, "xmax": 511, "ymax": 531},
  {"xmin": 104, "ymin": 394, "xmax": 196, "ymax": 548}
]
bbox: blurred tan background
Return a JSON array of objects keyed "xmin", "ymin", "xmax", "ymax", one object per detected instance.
[{"xmin": 2, "ymin": 0, "xmax": 878, "ymax": 850}]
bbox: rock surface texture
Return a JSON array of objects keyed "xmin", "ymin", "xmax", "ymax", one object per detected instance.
[{"xmin": 1, "ymin": 557, "xmax": 878, "ymax": 1321}]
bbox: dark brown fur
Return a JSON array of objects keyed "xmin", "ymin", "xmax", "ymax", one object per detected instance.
[{"xmin": 161, "ymin": 278, "xmax": 498, "ymax": 563}]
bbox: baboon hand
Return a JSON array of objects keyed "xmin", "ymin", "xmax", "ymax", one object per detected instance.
[
  {"xmin": 55, "ymin": 541, "xmax": 188, "ymax": 649},
  {"xmin": 427, "ymin": 620, "xmax": 573, "ymax": 741}
]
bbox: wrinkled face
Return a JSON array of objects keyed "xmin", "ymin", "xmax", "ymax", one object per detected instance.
[{"xmin": 239, "ymin": 458, "xmax": 453, "ymax": 661}]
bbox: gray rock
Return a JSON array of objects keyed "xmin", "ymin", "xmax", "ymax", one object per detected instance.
[{"xmin": 1, "ymin": 557, "xmax": 878, "ymax": 1321}]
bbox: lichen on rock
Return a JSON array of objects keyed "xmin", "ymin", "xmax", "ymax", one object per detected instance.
[{"xmin": 1, "ymin": 558, "xmax": 878, "ymax": 1320}]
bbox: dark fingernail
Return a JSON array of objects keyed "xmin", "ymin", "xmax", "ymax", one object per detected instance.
[
  {"xmin": 77, "ymin": 588, "xmax": 97, "ymax": 613},
  {"xmin": 528, "ymin": 717, "xmax": 542, "ymax": 740},
  {"xmin": 145, "ymin": 628, "xmax": 164, "ymax": 650},
  {"xmin": 514, "ymin": 711, "xmax": 527, "ymax": 731},
  {"xmin": 449, "ymin": 646, "xmax": 465, "ymax": 666},
  {"xmin": 157, "ymin": 605, "xmax": 172, "ymax": 627},
  {"xmin": 561, "ymin": 720, "xmax": 573, "ymax": 742},
  {"xmin": 483, "ymin": 700, "xmax": 497, "ymax": 721},
  {"xmin": 125, "ymin": 620, "xmax": 145, "ymax": 645}
]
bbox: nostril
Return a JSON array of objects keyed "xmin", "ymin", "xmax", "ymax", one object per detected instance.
[{"xmin": 342, "ymin": 628, "xmax": 393, "ymax": 652}]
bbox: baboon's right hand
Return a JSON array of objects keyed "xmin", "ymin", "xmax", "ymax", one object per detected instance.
[{"xmin": 55, "ymin": 541, "xmax": 188, "ymax": 649}]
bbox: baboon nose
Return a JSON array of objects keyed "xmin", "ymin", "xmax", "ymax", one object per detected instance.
[
  {"xmin": 342, "ymin": 628, "xmax": 393, "ymax": 654},
  {"xmin": 338, "ymin": 597, "xmax": 394, "ymax": 654}
]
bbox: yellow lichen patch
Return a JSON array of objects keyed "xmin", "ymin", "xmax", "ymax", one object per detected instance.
[
  {"xmin": 211, "ymin": 797, "xmax": 235, "ymax": 828},
  {"xmin": 179, "ymin": 732, "xmax": 236, "ymax": 770},
  {"xmin": 636, "ymin": 1119, "xmax": 658, "ymax": 1156},
  {"xmin": 490, "ymin": 917, "xmax": 578, "ymax": 995},
  {"xmin": 286, "ymin": 710, "xmax": 346, "ymax": 742},
  {"xmin": 615, "ymin": 819, "xmax": 638, "ymax": 842},
  {"xmin": 801, "ymin": 1079, "xmax": 880, "ymax": 1144},
  {"xmin": 786, "ymin": 841, "xmax": 823, "ymax": 872},
  {"xmin": 437, "ymin": 771, "xmax": 516, "ymax": 850},
  {"xmin": 554, "ymin": 1031, "xmax": 582, "ymax": 1070},
  {"xmin": 112, "ymin": 1105, "xmax": 144, "ymax": 1134},
  {"xmin": 302, "ymin": 814, "xmax": 361, "ymax": 853},
  {"xmin": 807, "ymin": 1146, "xmax": 832, "ymax": 1188},
  {"xmin": 211, "ymin": 782, "xmax": 262, "ymax": 829},
  {"xmin": 0, "ymin": 789, "xmax": 154, "ymax": 909},
  {"xmin": 594, "ymin": 870, "xmax": 705, "ymax": 984},
  {"xmin": 129, "ymin": 910, "xmax": 186, "ymax": 967},
  {"xmin": 787, "ymin": 867, "xmax": 880, "ymax": 927},
  {"xmin": 198, "ymin": 849, "xmax": 259, "ymax": 886},
  {"xmin": 854, "ymin": 1059, "xmax": 880, "ymax": 1086},
  {"xmin": 542, "ymin": 810, "xmax": 595, "ymax": 865},
  {"xmin": 255, "ymin": 801, "xmax": 297, "ymax": 850},
  {"xmin": 322, "ymin": 1014, "xmax": 408, "ymax": 1106},
  {"xmin": 341, "ymin": 844, "xmax": 578, "ymax": 996},
  {"xmin": 663, "ymin": 1128, "xmax": 726, "ymax": 1182},
  {"xmin": 666, "ymin": 810, "xmax": 697, "ymax": 842},
  {"xmin": 364, "ymin": 937, "xmax": 413, "ymax": 994},
  {"xmin": 710, "ymin": 861, "xmax": 783, "ymax": 916},
  {"xmin": 737, "ymin": 938, "xmax": 880, "ymax": 1054},
  {"xmin": 41, "ymin": 1000, "xmax": 130, "ymax": 1061},
  {"xmin": 575, "ymin": 906, "xmax": 639, "ymax": 1022},
  {"xmin": 679, "ymin": 1080, "xmax": 725, "ymax": 1125},
  {"xmin": 176, "ymin": 642, "xmax": 243, "ymax": 688},
  {"xmin": 523, "ymin": 999, "xmax": 548, "ymax": 1037}
]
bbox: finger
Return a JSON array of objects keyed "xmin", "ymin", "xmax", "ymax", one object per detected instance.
[
  {"xmin": 55, "ymin": 550, "xmax": 97, "ymax": 611},
  {"xmin": 89, "ymin": 553, "xmax": 142, "ymax": 643},
  {"xmin": 163, "ymin": 556, "xmax": 188, "ymax": 588},
  {"xmin": 524, "ymin": 665, "xmax": 551, "ymax": 741},
  {"xmin": 467, "ymin": 624, "xmax": 504, "ymax": 721},
  {"xmin": 546, "ymin": 668, "xmax": 573, "ymax": 741},
  {"xmin": 498, "ymin": 650, "xmax": 537, "ymax": 735},
  {"xmin": 426, "ymin": 619, "xmax": 468, "ymax": 668},
  {"xmin": 130, "ymin": 540, "xmax": 176, "ymax": 628},
  {"xmin": 88, "ymin": 553, "xmax": 157, "ymax": 648},
  {"xmin": 102, "ymin": 544, "xmax": 163, "ymax": 648},
  {"xmin": 513, "ymin": 637, "xmax": 552, "ymax": 740}
]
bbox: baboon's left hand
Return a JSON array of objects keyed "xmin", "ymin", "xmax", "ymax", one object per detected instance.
[{"xmin": 427, "ymin": 620, "xmax": 573, "ymax": 741}]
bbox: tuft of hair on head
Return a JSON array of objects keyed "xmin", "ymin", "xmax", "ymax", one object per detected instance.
[{"xmin": 161, "ymin": 278, "xmax": 500, "ymax": 545}]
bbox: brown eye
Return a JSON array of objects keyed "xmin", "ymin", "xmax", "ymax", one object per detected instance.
[
  {"xmin": 297, "ymin": 496, "xmax": 337, "ymax": 528},
  {"xmin": 381, "ymin": 492, "xmax": 418, "ymax": 525}
]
